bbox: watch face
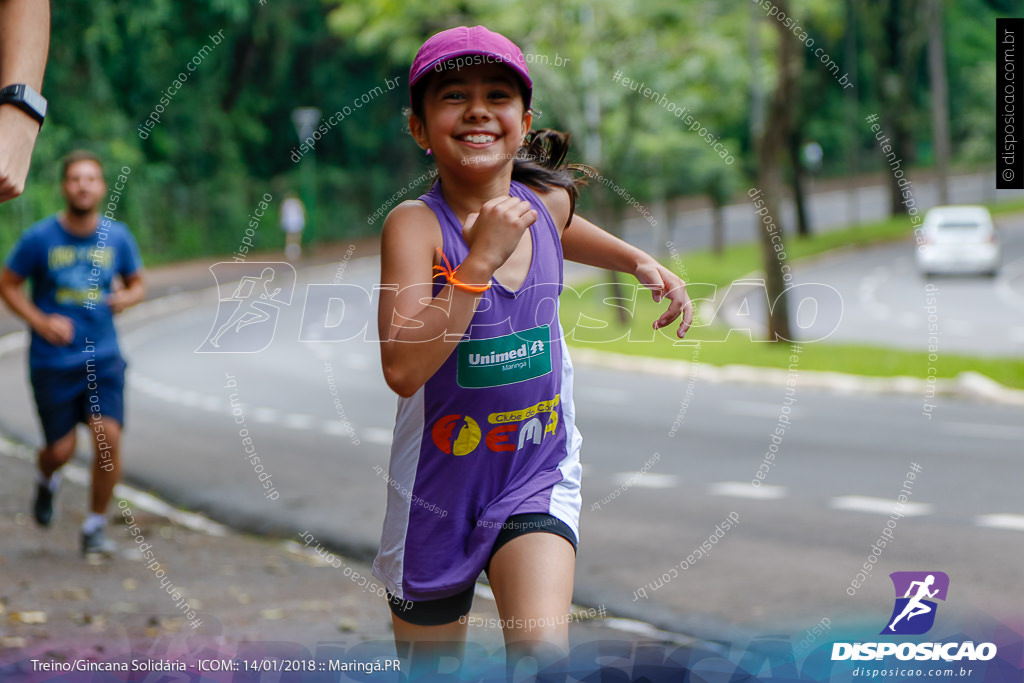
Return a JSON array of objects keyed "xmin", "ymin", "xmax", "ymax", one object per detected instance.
[{"xmin": 20, "ymin": 85, "xmax": 48, "ymax": 118}]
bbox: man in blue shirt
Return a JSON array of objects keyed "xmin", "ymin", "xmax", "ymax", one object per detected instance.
[{"xmin": 0, "ymin": 150, "xmax": 145, "ymax": 556}]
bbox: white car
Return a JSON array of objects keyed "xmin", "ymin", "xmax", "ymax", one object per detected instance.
[{"xmin": 916, "ymin": 206, "xmax": 1001, "ymax": 277}]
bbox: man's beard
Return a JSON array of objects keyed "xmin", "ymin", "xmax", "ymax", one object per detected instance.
[{"xmin": 66, "ymin": 200, "xmax": 95, "ymax": 217}]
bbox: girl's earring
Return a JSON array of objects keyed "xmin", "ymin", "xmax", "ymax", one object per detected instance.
[{"xmin": 426, "ymin": 148, "xmax": 432, "ymax": 156}]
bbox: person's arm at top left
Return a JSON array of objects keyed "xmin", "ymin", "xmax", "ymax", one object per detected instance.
[
  {"xmin": 107, "ymin": 230, "xmax": 145, "ymax": 314},
  {"xmin": 539, "ymin": 187, "xmax": 693, "ymax": 339},
  {"xmin": 0, "ymin": 0, "xmax": 50, "ymax": 203}
]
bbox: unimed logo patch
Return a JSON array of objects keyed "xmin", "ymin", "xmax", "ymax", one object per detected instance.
[{"xmin": 456, "ymin": 325, "xmax": 551, "ymax": 388}]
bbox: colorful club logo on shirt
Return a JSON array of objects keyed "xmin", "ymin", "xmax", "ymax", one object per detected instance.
[
  {"xmin": 431, "ymin": 415, "xmax": 482, "ymax": 456},
  {"xmin": 881, "ymin": 571, "xmax": 949, "ymax": 635},
  {"xmin": 432, "ymin": 395, "xmax": 560, "ymax": 457}
]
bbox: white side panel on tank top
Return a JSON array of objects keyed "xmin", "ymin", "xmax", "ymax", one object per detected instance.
[
  {"xmin": 546, "ymin": 325, "xmax": 584, "ymax": 542},
  {"xmin": 371, "ymin": 386, "xmax": 425, "ymax": 599}
]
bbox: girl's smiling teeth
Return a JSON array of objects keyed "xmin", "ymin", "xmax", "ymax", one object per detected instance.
[{"xmin": 457, "ymin": 132, "xmax": 498, "ymax": 144}]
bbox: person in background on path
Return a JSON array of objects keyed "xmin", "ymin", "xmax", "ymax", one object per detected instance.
[
  {"xmin": 0, "ymin": 150, "xmax": 145, "ymax": 556},
  {"xmin": 280, "ymin": 193, "xmax": 306, "ymax": 261}
]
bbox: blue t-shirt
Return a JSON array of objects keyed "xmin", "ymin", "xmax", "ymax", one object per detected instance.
[{"xmin": 5, "ymin": 215, "xmax": 143, "ymax": 369}]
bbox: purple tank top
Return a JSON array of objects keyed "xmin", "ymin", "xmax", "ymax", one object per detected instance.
[{"xmin": 372, "ymin": 180, "xmax": 584, "ymax": 602}]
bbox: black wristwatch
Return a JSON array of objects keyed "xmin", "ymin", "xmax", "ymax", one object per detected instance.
[{"xmin": 0, "ymin": 84, "xmax": 47, "ymax": 126}]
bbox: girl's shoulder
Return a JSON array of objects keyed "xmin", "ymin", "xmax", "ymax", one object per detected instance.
[
  {"xmin": 382, "ymin": 198, "xmax": 439, "ymax": 231},
  {"xmin": 380, "ymin": 199, "xmax": 443, "ymax": 255}
]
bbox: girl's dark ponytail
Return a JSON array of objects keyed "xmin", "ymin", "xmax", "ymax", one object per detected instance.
[{"xmin": 512, "ymin": 129, "xmax": 588, "ymax": 227}]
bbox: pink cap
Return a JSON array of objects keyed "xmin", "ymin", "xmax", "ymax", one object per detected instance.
[{"xmin": 409, "ymin": 26, "xmax": 532, "ymax": 108}]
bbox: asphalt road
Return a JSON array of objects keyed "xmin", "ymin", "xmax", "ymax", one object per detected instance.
[
  {"xmin": 1, "ymin": 257, "xmax": 1021, "ymax": 642},
  {"xmin": 719, "ymin": 213, "xmax": 1024, "ymax": 356}
]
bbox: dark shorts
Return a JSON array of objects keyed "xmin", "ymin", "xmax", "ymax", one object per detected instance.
[
  {"xmin": 387, "ymin": 513, "xmax": 578, "ymax": 626},
  {"xmin": 30, "ymin": 355, "xmax": 127, "ymax": 445}
]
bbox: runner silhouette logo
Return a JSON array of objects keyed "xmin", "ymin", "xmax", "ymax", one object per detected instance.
[
  {"xmin": 882, "ymin": 571, "xmax": 949, "ymax": 635},
  {"xmin": 197, "ymin": 262, "xmax": 296, "ymax": 353}
]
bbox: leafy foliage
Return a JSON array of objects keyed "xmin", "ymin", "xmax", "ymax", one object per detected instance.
[{"xmin": 0, "ymin": 0, "xmax": 1000, "ymax": 264}]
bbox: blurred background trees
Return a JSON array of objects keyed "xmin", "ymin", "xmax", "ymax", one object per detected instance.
[{"xmin": 0, "ymin": 0, "xmax": 1008, "ymax": 266}]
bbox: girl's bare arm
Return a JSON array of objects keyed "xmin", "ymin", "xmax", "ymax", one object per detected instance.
[
  {"xmin": 378, "ymin": 196, "xmax": 536, "ymax": 396},
  {"xmin": 559, "ymin": 206, "xmax": 694, "ymax": 337}
]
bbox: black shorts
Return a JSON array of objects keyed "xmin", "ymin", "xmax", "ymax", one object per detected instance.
[
  {"xmin": 387, "ymin": 513, "xmax": 577, "ymax": 626},
  {"xmin": 30, "ymin": 356, "xmax": 126, "ymax": 445}
]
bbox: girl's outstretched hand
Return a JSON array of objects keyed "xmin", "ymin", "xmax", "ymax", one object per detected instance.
[
  {"xmin": 462, "ymin": 196, "xmax": 537, "ymax": 273},
  {"xmin": 634, "ymin": 260, "xmax": 693, "ymax": 338}
]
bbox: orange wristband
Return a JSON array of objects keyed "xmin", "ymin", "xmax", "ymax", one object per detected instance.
[{"xmin": 432, "ymin": 248, "xmax": 491, "ymax": 293}]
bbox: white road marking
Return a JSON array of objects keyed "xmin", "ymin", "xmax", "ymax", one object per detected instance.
[
  {"xmin": 723, "ymin": 401, "xmax": 794, "ymax": 418},
  {"xmin": 585, "ymin": 388, "xmax": 630, "ymax": 404},
  {"xmin": 829, "ymin": 495, "xmax": 932, "ymax": 516},
  {"xmin": 709, "ymin": 482, "xmax": 787, "ymax": 499},
  {"xmin": 941, "ymin": 422, "xmax": 1024, "ymax": 440},
  {"xmin": 611, "ymin": 472, "xmax": 679, "ymax": 488},
  {"xmin": 130, "ymin": 378, "xmax": 155, "ymax": 395},
  {"xmin": 975, "ymin": 514, "xmax": 1024, "ymax": 531},
  {"xmin": 200, "ymin": 396, "xmax": 223, "ymax": 411},
  {"xmin": 945, "ymin": 319, "xmax": 974, "ymax": 335},
  {"xmin": 178, "ymin": 390, "xmax": 202, "ymax": 407},
  {"xmin": 252, "ymin": 407, "xmax": 281, "ymax": 423},
  {"xmin": 321, "ymin": 421, "xmax": 357, "ymax": 437},
  {"xmin": 0, "ymin": 331, "xmax": 27, "ymax": 358},
  {"xmin": 282, "ymin": 413, "xmax": 316, "ymax": 430},
  {"xmin": 597, "ymin": 617, "xmax": 701, "ymax": 646},
  {"xmin": 132, "ymin": 366, "xmax": 373, "ymax": 438},
  {"xmin": 860, "ymin": 267, "xmax": 891, "ymax": 321},
  {"xmin": 308, "ymin": 343, "xmax": 333, "ymax": 361},
  {"xmin": 994, "ymin": 258, "xmax": 1024, "ymax": 314},
  {"xmin": 130, "ymin": 372, "xmax": 232, "ymax": 415},
  {"xmin": 897, "ymin": 312, "xmax": 919, "ymax": 328},
  {"xmin": 344, "ymin": 353, "xmax": 372, "ymax": 370},
  {"xmin": 363, "ymin": 427, "xmax": 394, "ymax": 445},
  {"xmin": 150, "ymin": 385, "xmax": 179, "ymax": 402}
]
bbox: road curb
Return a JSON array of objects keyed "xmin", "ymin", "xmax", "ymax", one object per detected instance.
[{"xmin": 569, "ymin": 346, "xmax": 1024, "ymax": 406}]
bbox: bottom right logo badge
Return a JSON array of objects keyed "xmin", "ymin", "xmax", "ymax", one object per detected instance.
[{"xmin": 881, "ymin": 571, "xmax": 949, "ymax": 635}]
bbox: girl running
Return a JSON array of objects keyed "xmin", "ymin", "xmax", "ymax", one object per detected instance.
[{"xmin": 373, "ymin": 25, "xmax": 693, "ymax": 670}]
